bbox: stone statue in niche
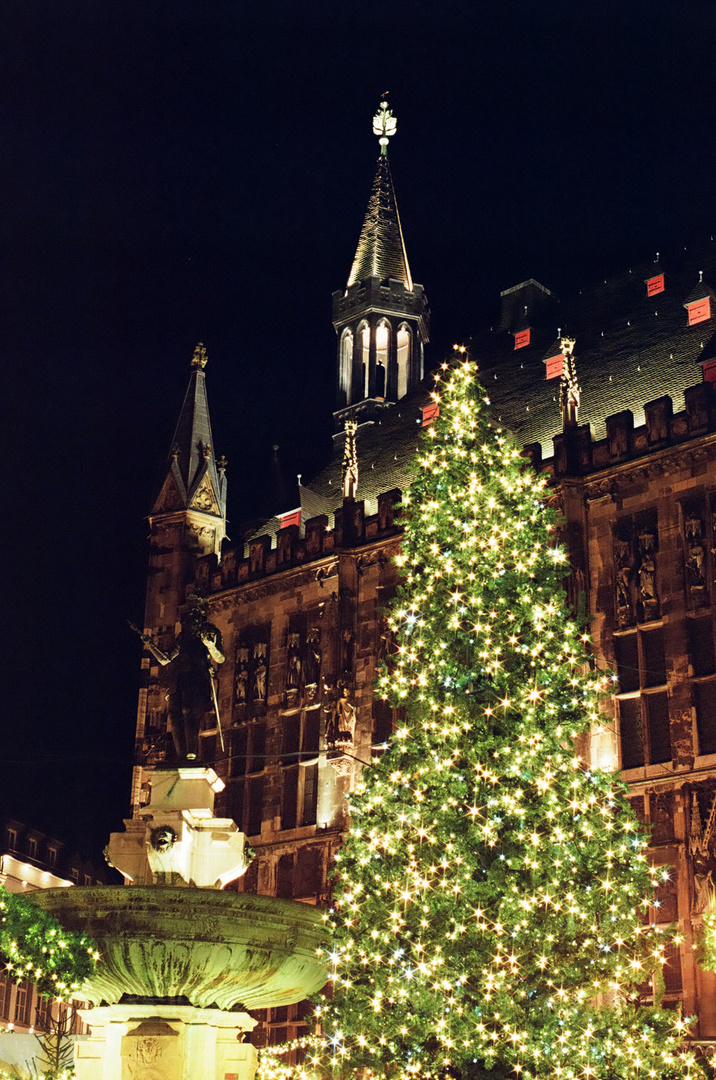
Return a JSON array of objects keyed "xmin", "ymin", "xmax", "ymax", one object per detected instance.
[
  {"xmin": 286, "ymin": 632, "xmax": 303, "ymax": 690},
  {"xmin": 304, "ymin": 628, "xmax": 322, "ymax": 688},
  {"xmin": 637, "ymin": 531, "xmax": 658, "ymax": 614},
  {"xmin": 341, "ymin": 629, "xmax": 354, "ymax": 674},
  {"xmin": 252, "ymin": 642, "xmax": 268, "ymax": 702},
  {"xmin": 693, "ymin": 869, "xmax": 715, "ymax": 914},
  {"xmin": 334, "ymin": 686, "xmax": 357, "ymax": 748},
  {"xmin": 651, "ymin": 791, "xmax": 674, "ymax": 844},
  {"xmin": 614, "ymin": 538, "xmax": 634, "ymax": 626},
  {"xmin": 234, "ymin": 647, "xmax": 249, "ymax": 704},
  {"xmin": 685, "ymin": 515, "xmax": 706, "ymax": 592}
]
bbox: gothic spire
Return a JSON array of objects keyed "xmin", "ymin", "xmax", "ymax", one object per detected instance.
[
  {"xmin": 346, "ymin": 99, "xmax": 413, "ymax": 290},
  {"xmin": 151, "ymin": 343, "xmax": 227, "ymax": 524}
]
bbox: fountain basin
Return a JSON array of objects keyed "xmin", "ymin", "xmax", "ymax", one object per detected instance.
[{"xmin": 31, "ymin": 886, "xmax": 327, "ymax": 1011}]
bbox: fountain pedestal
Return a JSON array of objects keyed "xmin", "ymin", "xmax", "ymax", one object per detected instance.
[
  {"xmin": 75, "ymin": 1004, "xmax": 257, "ymax": 1080},
  {"xmin": 31, "ymin": 768, "xmax": 327, "ymax": 1080}
]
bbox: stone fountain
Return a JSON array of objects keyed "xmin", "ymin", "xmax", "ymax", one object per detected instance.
[{"xmin": 31, "ymin": 768, "xmax": 326, "ymax": 1080}]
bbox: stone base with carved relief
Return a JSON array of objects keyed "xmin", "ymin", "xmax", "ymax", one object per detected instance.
[{"xmin": 75, "ymin": 1003, "xmax": 257, "ymax": 1080}]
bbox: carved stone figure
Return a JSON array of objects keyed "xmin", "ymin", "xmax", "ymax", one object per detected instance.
[
  {"xmin": 341, "ymin": 628, "xmax": 354, "ymax": 674},
  {"xmin": 614, "ymin": 538, "xmax": 634, "ymax": 625},
  {"xmin": 305, "ymin": 628, "xmax": 322, "ymax": 687},
  {"xmin": 335, "ymin": 687, "xmax": 357, "ymax": 748},
  {"xmin": 637, "ymin": 531, "xmax": 657, "ymax": 612},
  {"xmin": 694, "ymin": 870, "xmax": 715, "ymax": 914},
  {"xmin": 235, "ymin": 647, "xmax": 249, "ymax": 704},
  {"xmin": 685, "ymin": 515, "xmax": 706, "ymax": 591},
  {"xmin": 287, "ymin": 632, "xmax": 303, "ymax": 690},
  {"xmin": 138, "ymin": 595, "xmax": 225, "ymax": 761},
  {"xmin": 252, "ymin": 643, "xmax": 268, "ymax": 702}
]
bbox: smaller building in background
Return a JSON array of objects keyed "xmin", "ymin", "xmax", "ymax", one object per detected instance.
[{"xmin": 0, "ymin": 817, "xmax": 110, "ymax": 1068}]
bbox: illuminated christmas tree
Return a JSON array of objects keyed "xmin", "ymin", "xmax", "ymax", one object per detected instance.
[{"xmin": 308, "ymin": 356, "xmax": 698, "ymax": 1080}]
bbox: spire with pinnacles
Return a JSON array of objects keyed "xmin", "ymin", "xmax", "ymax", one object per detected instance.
[
  {"xmin": 332, "ymin": 97, "xmax": 430, "ymax": 428},
  {"xmin": 150, "ymin": 343, "xmax": 227, "ymax": 560}
]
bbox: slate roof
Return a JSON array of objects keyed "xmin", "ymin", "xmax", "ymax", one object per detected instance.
[
  {"xmin": 249, "ymin": 236, "xmax": 716, "ymax": 545},
  {"xmin": 346, "ymin": 154, "xmax": 413, "ymax": 290}
]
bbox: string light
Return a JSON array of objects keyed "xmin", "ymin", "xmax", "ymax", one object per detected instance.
[
  {"xmin": 0, "ymin": 885, "xmax": 97, "ymax": 1001},
  {"xmin": 259, "ymin": 358, "xmax": 700, "ymax": 1080}
]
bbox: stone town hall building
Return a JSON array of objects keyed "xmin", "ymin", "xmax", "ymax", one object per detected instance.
[{"xmin": 131, "ymin": 103, "xmax": 716, "ymax": 1051}]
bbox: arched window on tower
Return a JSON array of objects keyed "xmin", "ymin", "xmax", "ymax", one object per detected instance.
[
  {"xmin": 397, "ymin": 325, "xmax": 411, "ymax": 399},
  {"xmin": 340, "ymin": 329, "xmax": 353, "ymax": 403},
  {"xmin": 361, "ymin": 324, "xmax": 370, "ymax": 398},
  {"xmin": 375, "ymin": 321, "xmax": 389, "ymax": 399}
]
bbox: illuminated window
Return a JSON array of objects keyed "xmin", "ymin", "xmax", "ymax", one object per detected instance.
[
  {"xmin": 545, "ymin": 354, "xmax": 563, "ymax": 380},
  {"xmin": 361, "ymin": 325, "xmax": 370, "ymax": 398},
  {"xmin": 375, "ymin": 319, "xmax": 388, "ymax": 399},
  {"xmin": 0, "ymin": 976, "xmax": 12, "ymax": 1020},
  {"xmin": 340, "ymin": 329, "xmax": 353, "ymax": 402},
  {"xmin": 513, "ymin": 328, "xmax": 531, "ymax": 349},
  {"xmin": 397, "ymin": 326, "xmax": 410, "ymax": 398},
  {"xmin": 280, "ymin": 709, "xmax": 320, "ymax": 829},
  {"xmin": 646, "ymin": 274, "xmax": 665, "ymax": 297},
  {"xmin": 27, "ymin": 838, "xmax": 38, "ymax": 860},
  {"xmin": 687, "ymin": 297, "xmax": 711, "ymax": 326},
  {"xmin": 14, "ymin": 980, "xmax": 32, "ymax": 1027}
]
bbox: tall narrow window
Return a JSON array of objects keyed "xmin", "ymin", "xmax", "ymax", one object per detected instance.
[
  {"xmin": 361, "ymin": 325, "xmax": 370, "ymax": 398},
  {"xmin": 376, "ymin": 322, "xmax": 389, "ymax": 399},
  {"xmin": 340, "ymin": 330, "xmax": 353, "ymax": 403},
  {"xmin": 397, "ymin": 326, "xmax": 410, "ymax": 399}
]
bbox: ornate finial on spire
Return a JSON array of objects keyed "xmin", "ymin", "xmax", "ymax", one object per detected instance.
[
  {"xmin": 559, "ymin": 337, "xmax": 580, "ymax": 429},
  {"xmin": 217, "ymin": 455, "xmax": 228, "ymax": 472},
  {"xmin": 192, "ymin": 342, "xmax": 208, "ymax": 370},
  {"xmin": 342, "ymin": 420, "xmax": 359, "ymax": 500},
  {"xmin": 373, "ymin": 96, "xmax": 397, "ymax": 157}
]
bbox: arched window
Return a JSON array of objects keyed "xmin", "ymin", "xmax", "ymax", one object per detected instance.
[
  {"xmin": 361, "ymin": 324, "xmax": 370, "ymax": 398},
  {"xmin": 397, "ymin": 326, "xmax": 411, "ymax": 399},
  {"xmin": 340, "ymin": 329, "xmax": 353, "ymax": 402},
  {"xmin": 375, "ymin": 322, "xmax": 389, "ymax": 399}
]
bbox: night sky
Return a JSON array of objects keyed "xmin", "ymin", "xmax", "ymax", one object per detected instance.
[{"xmin": 3, "ymin": 0, "xmax": 716, "ymax": 859}]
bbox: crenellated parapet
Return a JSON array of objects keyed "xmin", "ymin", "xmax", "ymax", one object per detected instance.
[
  {"xmin": 192, "ymin": 489, "xmax": 402, "ymax": 595},
  {"xmin": 523, "ymin": 380, "xmax": 716, "ymax": 477}
]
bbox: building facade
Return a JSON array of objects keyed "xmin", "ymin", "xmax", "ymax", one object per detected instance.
[
  {"xmin": 0, "ymin": 819, "xmax": 107, "ymax": 1062},
  {"xmin": 130, "ymin": 104, "xmax": 716, "ymax": 1051}
]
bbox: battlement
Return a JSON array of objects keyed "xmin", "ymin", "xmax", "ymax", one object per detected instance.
[
  {"xmin": 524, "ymin": 380, "xmax": 716, "ymax": 476},
  {"xmin": 193, "ymin": 380, "xmax": 716, "ymax": 595},
  {"xmin": 193, "ymin": 488, "xmax": 402, "ymax": 595}
]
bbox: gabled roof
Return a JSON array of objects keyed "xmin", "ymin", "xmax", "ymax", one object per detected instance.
[{"xmin": 346, "ymin": 155, "xmax": 413, "ymax": 290}]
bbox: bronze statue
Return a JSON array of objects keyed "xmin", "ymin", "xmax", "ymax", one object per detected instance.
[{"xmin": 131, "ymin": 596, "xmax": 225, "ymax": 761}]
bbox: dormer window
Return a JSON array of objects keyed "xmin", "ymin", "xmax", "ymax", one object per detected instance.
[
  {"xmin": 513, "ymin": 329, "xmax": 531, "ymax": 350},
  {"xmin": 687, "ymin": 297, "xmax": 711, "ymax": 326},
  {"xmin": 279, "ymin": 510, "xmax": 301, "ymax": 530},
  {"xmin": 545, "ymin": 353, "xmax": 563, "ymax": 380},
  {"xmin": 646, "ymin": 274, "xmax": 664, "ymax": 297},
  {"xmin": 421, "ymin": 402, "xmax": 440, "ymax": 427},
  {"xmin": 702, "ymin": 360, "xmax": 716, "ymax": 384},
  {"xmin": 27, "ymin": 838, "xmax": 38, "ymax": 860}
]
